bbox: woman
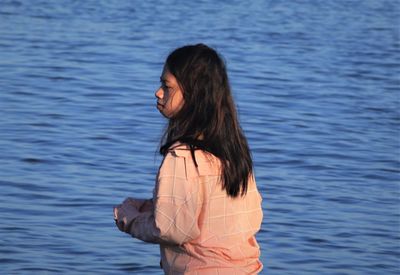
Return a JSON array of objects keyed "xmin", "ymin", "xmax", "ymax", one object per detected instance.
[{"xmin": 114, "ymin": 44, "xmax": 263, "ymax": 274}]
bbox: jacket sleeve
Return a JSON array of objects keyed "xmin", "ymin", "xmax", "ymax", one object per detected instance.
[{"xmin": 128, "ymin": 151, "xmax": 201, "ymax": 245}]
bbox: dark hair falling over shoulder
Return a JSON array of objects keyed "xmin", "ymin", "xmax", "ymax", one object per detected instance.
[{"xmin": 160, "ymin": 44, "xmax": 253, "ymax": 197}]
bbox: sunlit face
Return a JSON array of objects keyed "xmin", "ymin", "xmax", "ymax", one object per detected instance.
[{"xmin": 155, "ymin": 67, "xmax": 184, "ymax": 118}]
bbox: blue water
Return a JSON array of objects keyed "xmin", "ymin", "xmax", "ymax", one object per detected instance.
[{"xmin": 0, "ymin": 0, "xmax": 399, "ymax": 274}]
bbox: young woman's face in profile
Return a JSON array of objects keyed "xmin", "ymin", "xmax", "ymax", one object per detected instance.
[{"xmin": 155, "ymin": 67, "xmax": 184, "ymax": 118}]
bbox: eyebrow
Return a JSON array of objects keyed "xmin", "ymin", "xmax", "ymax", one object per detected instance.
[{"xmin": 160, "ymin": 77, "xmax": 170, "ymax": 84}]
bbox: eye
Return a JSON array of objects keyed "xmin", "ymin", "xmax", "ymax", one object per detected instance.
[
  {"xmin": 163, "ymin": 84, "xmax": 174, "ymax": 92},
  {"xmin": 160, "ymin": 81, "xmax": 168, "ymax": 88}
]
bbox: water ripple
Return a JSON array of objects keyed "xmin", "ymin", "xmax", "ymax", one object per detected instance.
[{"xmin": 1, "ymin": 0, "xmax": 399, "ymax": 274}]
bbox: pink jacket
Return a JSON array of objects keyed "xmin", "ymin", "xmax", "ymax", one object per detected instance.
[{"xmin": 123, "ymin": 143, "xmax": 263, "ymax": 274}]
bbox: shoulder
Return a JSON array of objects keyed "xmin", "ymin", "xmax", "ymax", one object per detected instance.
[
  {"xmin": 162, "ymin": 142, "xmax": 221, "ymax": 178},
  {"xmin": 167, "ymin": 142, "xmax": 191, "ymax": 158}
]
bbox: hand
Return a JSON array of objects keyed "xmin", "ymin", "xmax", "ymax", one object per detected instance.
[
  {"xmin": 120, "ymin": 197, "xmax": 153, "ymax": 212},
  {"xmin": 113, "ymin": 200, "xmax": 140, "ymax": 233},
  {"xmin": 122, "ymin": 197, "xmax": 145, "ymax": 210}
]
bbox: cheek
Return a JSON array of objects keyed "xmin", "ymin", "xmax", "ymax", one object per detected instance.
[{"xmin": 174, "ymin": 92, "xmax": 184, "ymax": 107}]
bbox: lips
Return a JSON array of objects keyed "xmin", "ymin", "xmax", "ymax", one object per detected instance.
[{"xmin": 157, "ymin": 102, "xmax": 164, "ymax": 109}]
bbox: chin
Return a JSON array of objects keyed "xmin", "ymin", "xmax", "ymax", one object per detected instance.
[{"xmin": 159, "ymin": 111, "xmax": 169, "ymax": 118}]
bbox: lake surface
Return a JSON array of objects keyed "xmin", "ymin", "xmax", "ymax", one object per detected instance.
[{"xmin": 0, "ymin": 0, "xmax": 399, "ymax": 274}]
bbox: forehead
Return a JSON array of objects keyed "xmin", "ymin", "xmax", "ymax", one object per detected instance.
[{"xmin": 161, "ymin": 67, "xmax": 178, "ymax": 84}]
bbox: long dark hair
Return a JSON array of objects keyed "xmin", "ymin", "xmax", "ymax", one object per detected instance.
[{"xmin": 160, "ymin": 44, "xmax": 253, "ymax": 197}]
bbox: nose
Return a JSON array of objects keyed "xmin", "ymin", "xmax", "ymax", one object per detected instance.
[{"xmin": 155, "ymin": 87, "xmax": 163, "ymax": 99}]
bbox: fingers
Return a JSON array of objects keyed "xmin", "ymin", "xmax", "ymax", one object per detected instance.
[
  {"xmin": 115, "ymin": 219, "xmax": 125, "ymax": 232},
  {"xmin": 113, "ymin": 205, "xmax": 119, "ymax": 220},
  {"xmin": 114, "ymin": 198, "xmax": 142, "ymax": 233},
  {"xmin": 114, "ymin": 205, "xmax": 126, "ymax": 232},
  {"xmin": 115, "ymin": 216, "xmax": 131, "ymax": 232},
  {"xmin": 113, "ymin": 205, "xmax": 120, "ymax": 226}
]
